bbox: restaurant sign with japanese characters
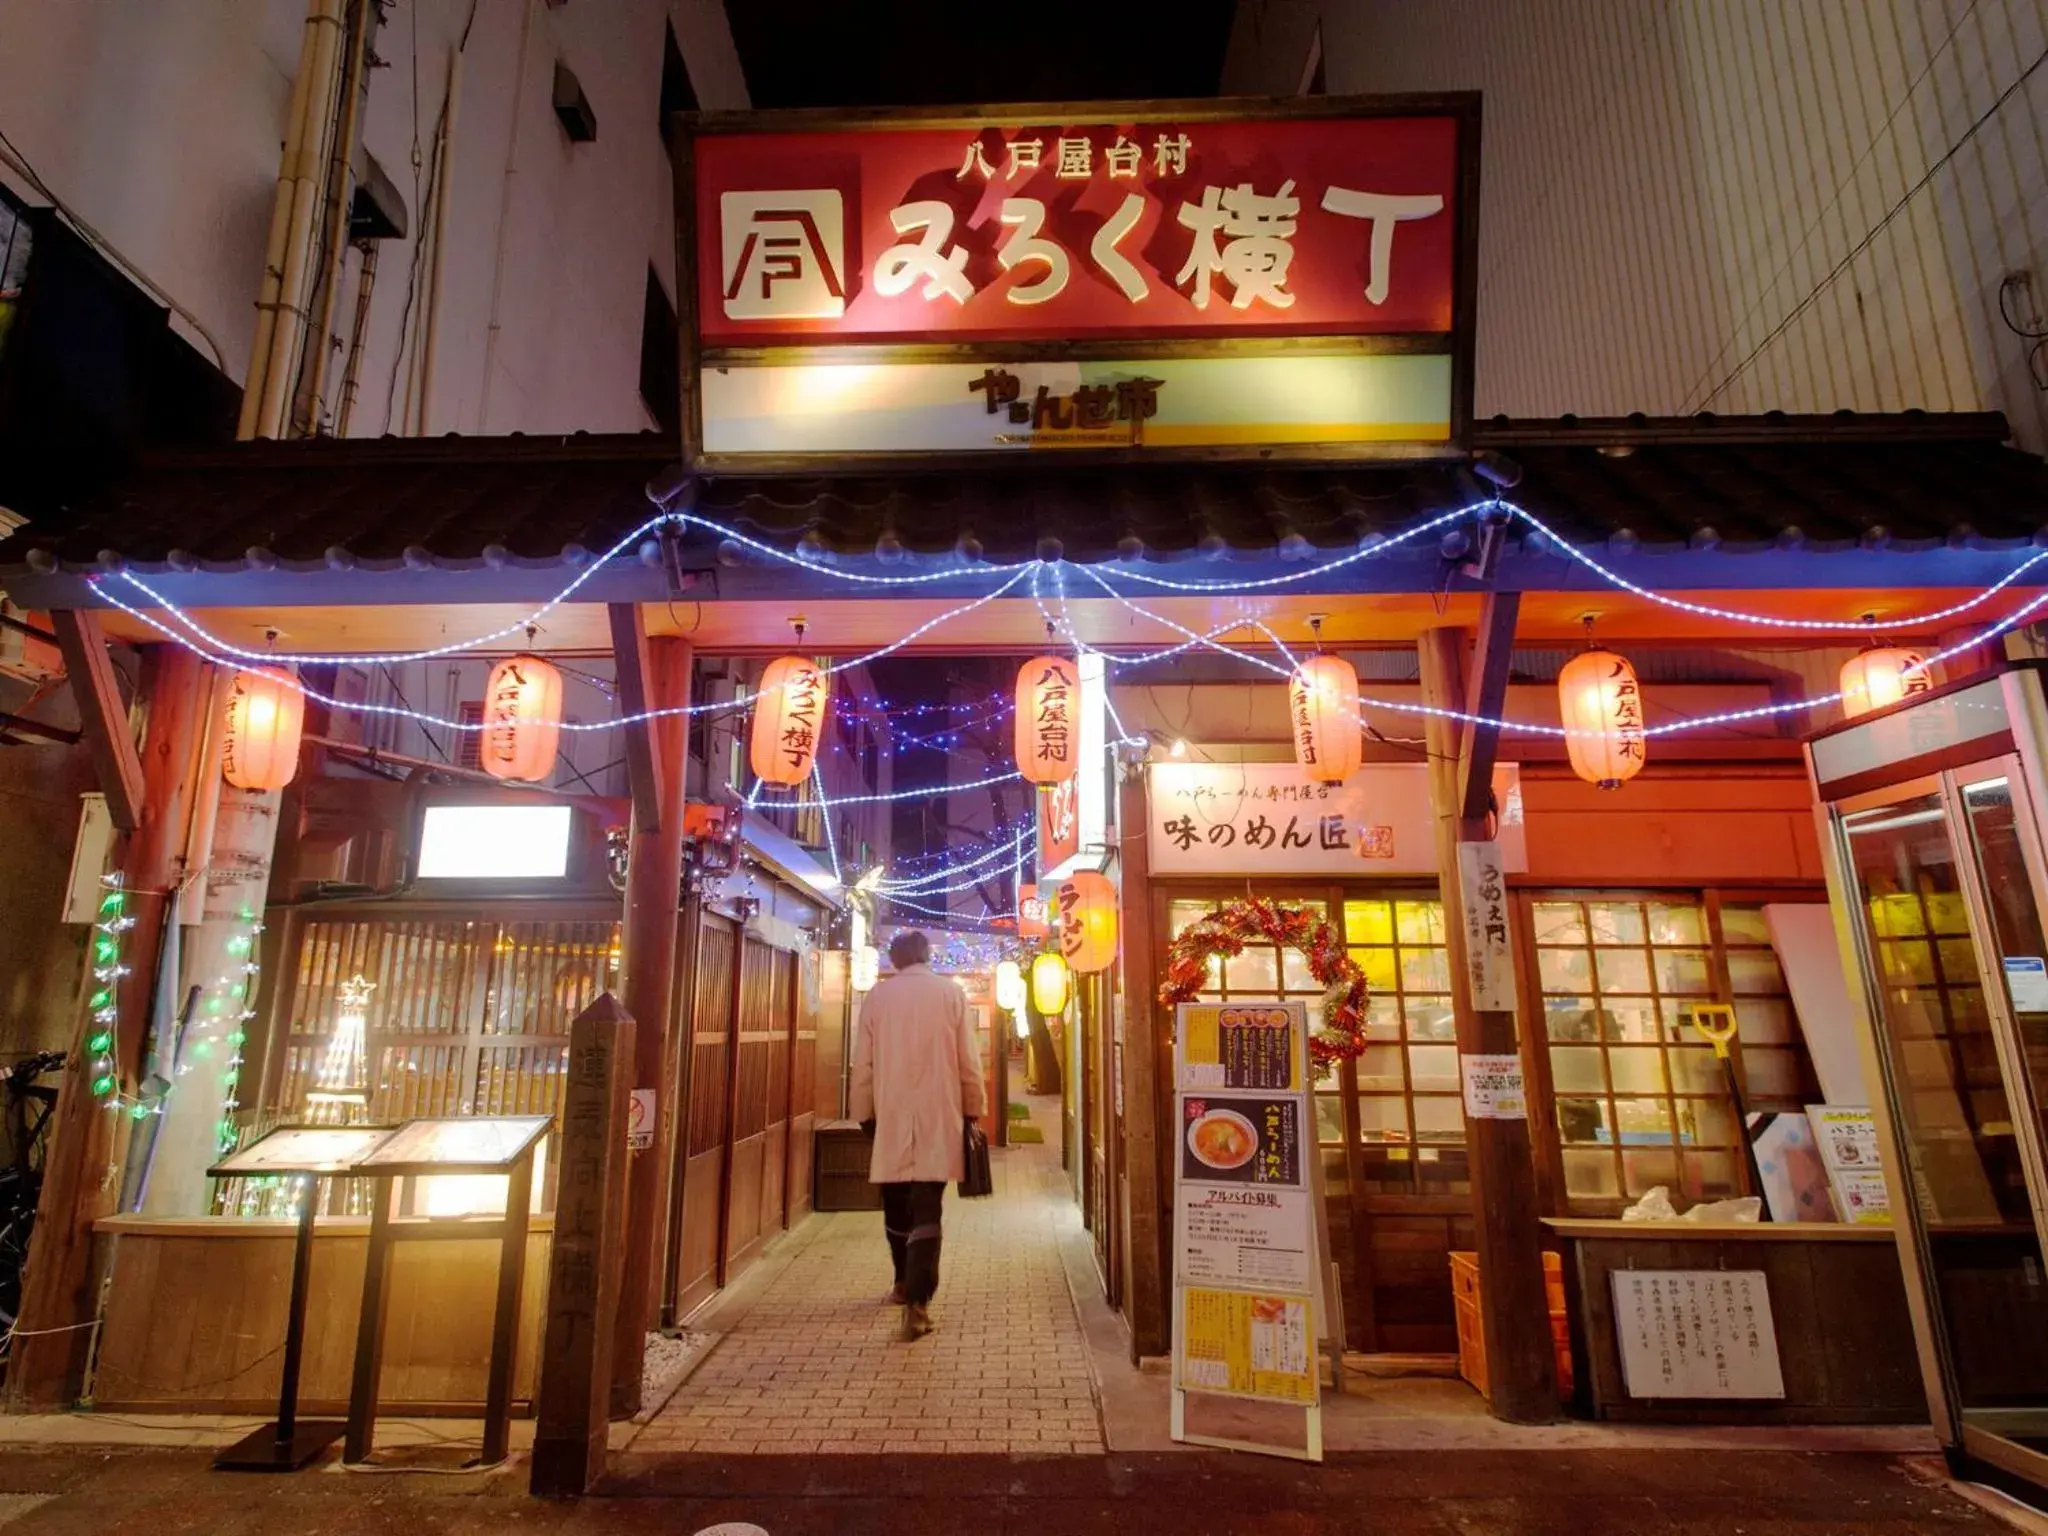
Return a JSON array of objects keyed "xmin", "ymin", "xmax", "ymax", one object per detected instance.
[
  {"xmin": 682, "ymin": 99, "xmax": 1476, "ymax": 465},
  {"xmin": 1148, "ymin": 761, "xmax": 1526, "ymax": 877}
]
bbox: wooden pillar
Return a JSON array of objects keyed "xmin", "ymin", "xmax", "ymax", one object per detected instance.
[
  {"xmin": 10, "ymin": 643, "xmax": 212, "ymax": 1406},
  {"xmin": 1116, "ymin": 771, "xmax": 1169, "ymax": 1359},
  {"xmin": 1417, "ymin": 620, "xmax": 1557, "ymax": 1424},
  {"xmin": 607, "ymin": 607, "xmax": 691, "ymax": 1418}
]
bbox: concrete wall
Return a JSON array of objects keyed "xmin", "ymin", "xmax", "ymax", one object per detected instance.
[
  {"xmin": 0, "ymin": 0, "xmax": 748, "ymax": 435},
  {"xmin": 1224, "ymin": 0, "xmax": 2048, "ymax": 453}
]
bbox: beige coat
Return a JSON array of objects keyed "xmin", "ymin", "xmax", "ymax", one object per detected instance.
[{"xmin": 849, "ymin": 963, "xmax": 988, "ymax": 1184}]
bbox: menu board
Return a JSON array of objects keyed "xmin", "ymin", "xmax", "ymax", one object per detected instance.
[
  {"xmin": 1171, "ymin": 1001, "xmax": 1321, "ymax": 1432},
  {"xmin": 350, "ymin": 1114, "xmax": 551, "ymax": 1172},
  {"xmin": 210, "ymin": 1124, "xmax": 394, "ymax": 1178},
  {"xmin": 1807, "ymin": 1105, "xmax": 1892, "ymax": 1225}
]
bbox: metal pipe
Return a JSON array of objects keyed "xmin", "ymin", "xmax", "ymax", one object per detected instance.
[
  {"xmin": 412, "ymin": 48, "xmax": 461, "ymax": 436},
  {"xmin": 236, "ymin": 0, "xmax": 331, "ymax": 439},
  {"xmin": 475, "ymin": 0, "xmax": 537, "ymax": 433},
  {"xmin": 254, "ymin": 0, "xmax": 347, "ymax": 439},
  {"xmin": 296, "ymin": 0, "xmax": 374, "ymax": 436},
  {"xmin": 335, "ymin": 239, "xmax": 379, "ymax": 437}
]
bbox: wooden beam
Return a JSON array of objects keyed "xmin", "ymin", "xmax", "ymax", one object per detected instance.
[
  {"xmin": 607, "ymin": 603, "xmax": 663, "ymax": 831},
  {"xmin": 1116, "ymin": 771, "xmax": 1169, "ymax": 1359},
  {"xmin": 1457, "ymin": 592, "xmax": 1521, "ymax": 823},
  {"xmin": 50, "ymin": 610, "xmax": 143, "ymax": 832},
  {"xmin": 1418, "ymin": 625, "xmax": 1558, "ymax": 1425}
]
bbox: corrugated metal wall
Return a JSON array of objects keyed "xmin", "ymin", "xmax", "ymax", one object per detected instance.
[{"xmin": 1230, "ymin": 0, "xmax": 2048, "ymax": 452}]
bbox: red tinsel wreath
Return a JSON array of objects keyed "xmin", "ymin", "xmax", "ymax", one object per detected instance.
[{"xmin": 1157, "ymin": 897, "xmax": 1369, "ymax": 1066}]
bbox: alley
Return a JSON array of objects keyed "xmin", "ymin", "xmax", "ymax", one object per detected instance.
[{"xmin": 630, "ymin": 1125, "xmax": 1106, "ymax": 1456}]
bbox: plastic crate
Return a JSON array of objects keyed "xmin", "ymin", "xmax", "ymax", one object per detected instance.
[{"xmin": 1448, "ymin": 1250, "xmax": 1573, "ymax": 1401}]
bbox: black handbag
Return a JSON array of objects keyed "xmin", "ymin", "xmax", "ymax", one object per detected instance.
[{"xmin": 959, "ymin": 1119, "xmax": 994, "ymax": 1199}]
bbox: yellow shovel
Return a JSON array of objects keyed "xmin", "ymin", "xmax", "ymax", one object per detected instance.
[{"xmin": 1688, "ymin": 1003, "xmax": 1771, "ymax": 1219}]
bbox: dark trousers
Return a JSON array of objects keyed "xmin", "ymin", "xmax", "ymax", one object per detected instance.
[{"xmin": 881, "ymin": 1180, "xmax": 946, "ymax": 1306}]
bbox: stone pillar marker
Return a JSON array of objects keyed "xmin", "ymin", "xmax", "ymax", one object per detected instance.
[{"xmin": 532, "ymin": 993, "xmax": 635, "ymax": 1498}]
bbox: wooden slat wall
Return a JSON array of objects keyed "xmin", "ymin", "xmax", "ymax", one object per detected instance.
[
  {"xmin": 673, "ymin": 916, "xmax": 736, "ymax": 1318},
  {"xmin": 1244, "ymin": 0, "xmax": 2048, "ymax": 455},
  {"xmin": 724, "ymin": 936, "xmax": 774, "ymax": 1278}
]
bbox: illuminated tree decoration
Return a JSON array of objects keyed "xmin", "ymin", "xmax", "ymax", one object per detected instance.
[
  {"xmin": 221, "ymin": 665, "xmax": 306, "ymax": 791},
  {"xmin": 1289, "ymin": 654, "xmax": 1362, "ymax": 785},
  {"xmin": 1031, "ymin": 951, "xmax": 1071, "ymax": 1016},
  {"xmin": 1015, "ymin": 654, "xmax": 1080, "ymax": 786},
  {"xmin": 481, "ymin": 653, "xmax": 564, "ymax": 783},
  {"xmin": 1057, "ymin": 871, "xmax": 1119, "ymax": 974},
  {"xmin": 1016, "ymin": 883, "xmax": 1050, "ymax": 940},
  {"xmin": 1559, "ymin": 648, "xmax": 1647, "ymax": 789},
  {"xmin": 750, "ymin": 655, "xmax": 830, "ymax": 787},
  {"xmin": 306, "ymin": 973, "xmax": 373, "ymax": 1122},
  {"xmin": 1840, "ymin": 648, "xmax": 1936, "ymax": 719},
  {"xmin": 994, "ymin": 959, "xmax": 1026, "ymax": 1014}
]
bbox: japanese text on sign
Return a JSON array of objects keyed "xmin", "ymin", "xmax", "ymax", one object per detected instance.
[
  {"xmin": 1454, "ymin": 841, "xmax": 1520, "ymax": 1012},
  {"xmin": 1611, "ymin": 1270, "xmax": 1785, "ymax": 1400}
]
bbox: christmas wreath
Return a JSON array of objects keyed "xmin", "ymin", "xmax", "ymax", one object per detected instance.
[{"xmin": 1158, "ymin": 897, "xmax": 1369, "ymax": 1065}]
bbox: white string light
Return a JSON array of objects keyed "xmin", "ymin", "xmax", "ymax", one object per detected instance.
[
  {"xmin": 876, "ymin": 828, "xmax": 1033, "ymax": 894},
  {"xmin": 811, "ymin": 760, "xmax": 843, "ymax": 886}
]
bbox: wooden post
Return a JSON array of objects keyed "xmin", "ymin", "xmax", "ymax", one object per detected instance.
[
  {"xmin": 534, "ymin": 994, "xmax": 634, "ymax": 1496},
  {"xmin": 1116, "ymin": 771, "xmax": 1169, "ymax": 1359},
  {"xmin": 607, "ymin": 607, "xmax": 690, "ymax": 1417},
  {"xmin": 9, "ymin": 643, "xmax": 211, "ymax": 1407},
  {"xmin": 1418, "ymin": 620, "xmax": 1558, "ymax": 1424}
]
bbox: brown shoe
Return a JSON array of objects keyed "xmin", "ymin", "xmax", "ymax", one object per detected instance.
[
  {"xmin": 900, "ymin": 1303, "xmax": 933, "ymax": 1341},
  {"xmin": 884, "ymin": 1284, "xmax": 907, "ymax": 1306}
]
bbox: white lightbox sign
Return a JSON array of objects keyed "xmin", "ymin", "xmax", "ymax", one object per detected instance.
[{"xmin": 418, "ymin": 804, "xmax": 573, "ymax": 879}]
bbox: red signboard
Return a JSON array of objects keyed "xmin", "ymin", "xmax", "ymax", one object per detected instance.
[
  {"xmin": 1040, "ymin": 776, "xmax": 1082, "ymax": 871},
  {"xmin": 693, "ymin": 113, "xmax": 1461, "ymax": 347}
]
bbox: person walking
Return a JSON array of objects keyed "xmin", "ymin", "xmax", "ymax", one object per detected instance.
[{"xmin": 849, "ymin": 929, "xmax": 987, "ymax": 1341}]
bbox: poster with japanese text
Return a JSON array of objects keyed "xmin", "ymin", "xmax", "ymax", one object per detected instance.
[
  {"xmin": 1175, "ymin": 1287, "xmax": 1318, "ymax": 1406},
  {"xmin": 1176, "ymin": 1002, "xmax": 1304, "ymax": 1093},
  {"xmin": 1611, "ymin": 1270, "xmax": 1785, "ymax": 1400},
  {"xmin": 1179, "ymin": 1094, "xmax": 1301, "ymax": 1187},
  {"xmin": 1176, "ymin": 1184, "xmax": 1315, "ymax": 1293}
]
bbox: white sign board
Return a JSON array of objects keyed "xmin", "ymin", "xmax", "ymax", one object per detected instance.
[
  {"xmin": 2005, "ymin": 955, "xmax": 2048, "ymax": 1014},
  {"xmin": 1807, "ymin": 1104, "xmax": 1891, "ymax": 1225},
  {"xmin": 1147, "ymin": 762, "xmax": 1525, "ymax": 876},
  {"xmin": 627, "ymin": 1089, "xmax": 657, "ymax": 1152},
  {"xmin": 1611, "ymin": 1270, "xmax": 1785, "ymax": 1399},
  {"xmin": 1176, "ymin": 1184, "xmax": 1316, "ymax": 1293},
  {"xmin": 1460, "ymin": 1053, "xmax": 1527, "ymax": 1120},
  {"xmin": 1455, "ymin": 841, "xmax": 1519, "ymax": 1011}
]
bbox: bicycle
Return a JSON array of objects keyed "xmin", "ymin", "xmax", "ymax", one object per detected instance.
[{"xmin": 0, "ymin": 1050, "xmax": 66, "ymax": 1336}]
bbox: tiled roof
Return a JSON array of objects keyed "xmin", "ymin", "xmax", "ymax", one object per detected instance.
[{"xmin": 4, "ymin": 411, "xmax": 2044, "ymax": 577}]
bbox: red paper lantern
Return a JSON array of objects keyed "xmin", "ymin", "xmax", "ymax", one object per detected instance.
[
  {"xmin": 1840, "ymin": 648, "xmax": 1935, "ymax": 718},
  {"xmin": 1017, "ymin": 883, "xmax": 1050, "ymax": 940},
  {"xmin": 1057, "ymin": 871, "xmax": 1118, "ymax": 974},
  {"xmin": 1015, "ymin": 654, "xmax": 1080, "ymax": 785},
  {"xmin": 750, "ymin": 655, "xmax": 830, "ymax": 786},
  {"xmin": 1289, "ymin": 654, "xmax": 1362, "ymax": 785},
  {"xmin": 481, "ymin": 653, "xmax": 563, "ymax": 783},
  {"xmin": 1559, "ymin": 649, "xmax": 1646, "ymax": 789},
  {"xmin": 221, "ymin": 665, "xmax": 305, "ymax": 791}
]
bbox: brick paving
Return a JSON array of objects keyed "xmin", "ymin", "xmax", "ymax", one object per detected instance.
[{"xmin": 633, "ymin": 1133, "xmax": 1106, "ymax": 1456}]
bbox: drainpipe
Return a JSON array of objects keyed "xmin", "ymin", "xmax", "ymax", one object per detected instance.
[
  {"xmin": 295, "ymin": 0, "xmax": 375, "ymax": 436},
  {"xmin": 237, "ymin": 0, "xmax": 339, "ymax": 439},
  {"xmin": 335, "ymin": 238, "xmax": 379, "ymax": 436},
  {"xmin": 475, "ymin": 0, "xmax": 537, "ymax": 433},
  {"xmin": 411, "ymin": 50, "xmax": 461, "ymax": 435},
  {"xmin": 253, "ymin": 0, "xmax": 347, "ymax": 438}
]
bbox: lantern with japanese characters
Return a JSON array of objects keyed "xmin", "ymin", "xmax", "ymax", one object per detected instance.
[
  {"xmin": 1031, "ymin": 951, "xmax": 1070, "ymax": 1016},
  {"xmin": 221, "ymin": 665, "xmax": 305, "ymax": 791},
  {"xmin": 1017, "ymin": 883, "xmax": 1050, "ymax": 940},
  {"xmin": 1015, "ymin": 654, "xmax": 1080, "ymax": 785},
  {"xmin": 1558, "ymin": 649, "xmax": 1646, "ymax": 789},
  {"xmin": 1840, "ymin": 648, "xmax": 1935, "ymax": 719},
  {"xmin": 1289, "ymin": 654, "xmax": 1361, "ymax": 785},
  {"xmin": 481, "ymin": 654, "xmax": 564, "ymax": 783},
  {"xmin": 1057, "ymin": 871, "xmax": 1118, "ymax": 974},
  {"xmin": 750, "ymin": 655, "xmax": 830, "ymax": 787}
]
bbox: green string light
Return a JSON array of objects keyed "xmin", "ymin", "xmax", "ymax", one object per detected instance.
[{"xmin": 86, "ymin": 876, "xmax": 130, "ymax": 1102}]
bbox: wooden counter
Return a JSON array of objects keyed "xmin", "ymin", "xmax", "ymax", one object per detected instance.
[
  {"xmin": 1543, "ymin": 1218, "xmax": 1925, "ymax": 1425},
  {"xmin": 90, "ymin": 1214, "xmax": 553, "ymax": 1417}
]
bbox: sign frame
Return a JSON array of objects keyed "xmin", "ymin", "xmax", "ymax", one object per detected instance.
[{"xmin": 669, "ymin": 92, "xmax": 1482, "ymax": 474}]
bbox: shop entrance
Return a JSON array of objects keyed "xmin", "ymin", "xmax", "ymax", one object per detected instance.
[{"xmin": 1812, "ymin": 665, "xmax": 2048, "ymax": 1494}]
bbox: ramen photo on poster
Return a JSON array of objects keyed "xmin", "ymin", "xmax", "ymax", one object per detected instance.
[{"xmin": 1181, "ymin": 1094, "xmax": 1301, "ymax": 1186}]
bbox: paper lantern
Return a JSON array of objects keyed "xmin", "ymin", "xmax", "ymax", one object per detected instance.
[
  {"xmin": 221, "ymin": 665, "xmax": 305, "ymax": 791},
  {"xmin": 1015, "ymin": 654, "xmax": 1080, "ymax": 785},
  {"xmin": 994, "ymin": 959, "xmax": 1026, "ymax": 1013},
  {"xmin": 1031, "ymin": 951, "xmax": 1070, "ymax": 1016},
  {"xmin": 1017, "ymin": 883, "xmax": 1050, "ymax": 940},
  {"xmin": 1057, "ymin": 871, "xmax": 1118, "ymax": 973},
  {"xmin": 1840, "ymin": 648, "xmax": 1935, "ymax": 719},
  {"xmin": 1288, "ymin": 655, "xmax": 1362, "ymax": 785},
  {"xmin": 750, "ymin": 655, "xmax": 830, "ymax": 786},
  {"xmin": 481, "ymin": 654, "xmax": 563, "ymax": 783},
  {"xmin": 1558, "ymin": 649, "xmax": 1646, "ymax": 789}
]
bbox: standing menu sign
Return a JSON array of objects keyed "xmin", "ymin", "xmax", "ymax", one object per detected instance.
[{"xmin": 1171, "ymin": 1001, "xmax": 1326, "ymax": 1461}]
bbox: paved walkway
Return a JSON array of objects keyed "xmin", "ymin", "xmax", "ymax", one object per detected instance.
[{"xmin": 632, "ymin": 1126, "xmax": 1105, "ymax": 1456}]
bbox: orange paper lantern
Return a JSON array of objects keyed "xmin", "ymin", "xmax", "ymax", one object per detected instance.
[
  {"xmin": 1559, "ymin": 649, "xmax": 1646, "ymax": 789},
  {"xmin": 1057, "ymin": 871, "xmax": 1118, "ymax": 973},
  {"xmin": 1017, "ymin": 883, "xmax": 1050, "ymax": 940},
  {"xmin": 1015, "ymin": 654, "xmax": 1080, "ymax": 785},
  {"xmin": 1840, "ymin": 648, "xmax": 1935, "ymax": 718},
  {"xmin": 750, "ymin": 655, "xmax": 830, "ymax": 786},
  {"xmin": 221, "ymin": 665, "xmax": 305, "ymax": 791},
  {"xmin": 481, "ymin": 653, "xmax": 563, "ymax": 783},
  {"xmin": 1289, "ymin": 654, "xmax": 1362, "ymax": 785}
]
